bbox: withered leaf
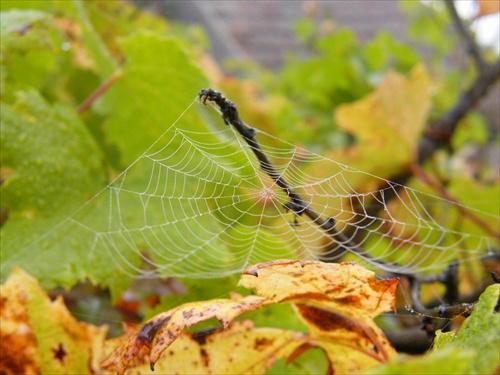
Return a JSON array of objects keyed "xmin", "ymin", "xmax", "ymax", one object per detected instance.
[
  {"xmin": 102, "ymin": 260, "xmax": 398, "ymax": 374},
  {"xmin": 104, "ymin": 320, "xmax": 311, "ymax": 374},
  {"xmin": 101, "ymin": 295, "xmax": 266, "ymax": 374},
  {"xmin": 241, "ymin": 260, "xmax": 398, "ymax": 372},
  {"xmin": 0, "ymin": 267, "xmax": 107, "ymax": 375}
]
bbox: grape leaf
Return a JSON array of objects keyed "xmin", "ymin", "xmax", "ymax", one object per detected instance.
[
  {"xmin": 240, "ymin": 260, "xmax": 399, "ymax": 373},
  {"xmin": 1, "ymin": 26, "xmax": 240, "ymax": 297},
  {"xmin": 433, "ymin": 283, "xmax": 500, "ymax": 374},
  {"xmin": 101, "ymin": 295, "xmax": 267, "ymax": 374},
  {"xmin": 102, "ymin": 260, "xmax": 398, "ymax": 374},
  {"xmin": 366, "ymin": 347, "xmax": 475, "ymax": 375},
  {"xmin": 333, "ymin": 64, "xmax": 432, "ymax": 181},
  {"xmin": 100, "ymin": 31, "xmax": 209, "ymax": 166},
  {"xmin": 303, "ymin": 64, "xmax": 432, "ymax": 218},
  {"xmin": 0, "ymin": 9, "xmax": 64, "ymax": 100},
  {"xmin": 0, "ymin": 267, "xmax": 107, "ymax": 374},
  {"xmin": 0, "ymin": 90, "xmax": 107, "ymax": 288},
  {"xmin": 103, "ymin": 320, "xmax": 312, "ymax": 375}
]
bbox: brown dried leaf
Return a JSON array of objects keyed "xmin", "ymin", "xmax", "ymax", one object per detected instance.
[
  {"xmin": 0, "ymin": 267, "xmax": 107, "ymax": 375},
  {"xmin": 240, "ymin": 260, "xmax": 398, "ymax": 319},
  {"xmin": 241, "ymin": 260, "xmax": 398, "ymax": 372},
  {"xmin": 101, "ymin": 295, "xmax": 267, "ymax": 374},
  {"xmin": 104, "ymin": 321, "xmax": 310, "ymax": 375},
  {"xmin": 102, "ymin": 260, "xmax": 398, "ymax": 374}
]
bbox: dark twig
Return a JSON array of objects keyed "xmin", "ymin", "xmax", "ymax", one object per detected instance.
[
  {"xmin": 359, "ymin": 0, "xmax": 500, "ymax": 237},
  {"xmin": 404, "ymin": 261, "xmax": 477, "ymax": 342},
  {"xmin": 385, "ymin": 2, "xmax": 500, "ymax": 323},
  {"xmin": 199, "ymin": 89, "xmax": 480, "ymax": 312},
  {"xmin": 199, "ymin": 88, "xmax": 488, "ymax": 354},
  {"xmin": 419, "ymin": 60, "xmax": 500, "ymax": 163},
  {"xmin": 198, "ymin": 88, "xmax": 388, "ymax": 268},
  {"xmin": 444, "ymin": 0, "xmax": 486, "ymax": 71}
]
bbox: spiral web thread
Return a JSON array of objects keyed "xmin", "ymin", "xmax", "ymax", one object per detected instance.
[{"xmin": 31, "ymin": 96, "xmax": 500, "ymax": 279}]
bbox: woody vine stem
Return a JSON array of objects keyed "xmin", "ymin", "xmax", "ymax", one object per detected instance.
[
  {"xmin": 198, "ymin": 88, "xmax": 498, "ymax": 353},
  {"xmin": 198, "ymin": 88, "xmax": 381, "ymax": 267}
]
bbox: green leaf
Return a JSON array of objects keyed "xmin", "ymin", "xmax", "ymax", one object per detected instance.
[
  {"xmin": 0, "ymin": 9, "xmax": 63, "ymax": 99},
  {"xmin": 366, "ymin": 347, "xmax": 475, "ymax": 374},
  {"xmin": 1, "ymin": 90, "xmax": 107, "ymax": 287},
  {"xmin": 0, "ymin": 90, "xmax": 106, "ymax": 217},
  {"xmin": 433, "ymin": 283, "xmax": 500, "ymax": 374},
  {"xmin": 101, "ymin": 31, "xmax": 209, "ymax": 166},
  {"xmin": 451, "ymin": 112, "xmax": 490, "ymax": 149}
]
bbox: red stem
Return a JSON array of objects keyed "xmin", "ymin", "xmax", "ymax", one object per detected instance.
[
  {"xmin": 77, "ymin": 70, "xmax": 122, "ymax": 114},
  {"xmin": 410, "ymin": 163, "xmax": 500, "ymax": 239}
]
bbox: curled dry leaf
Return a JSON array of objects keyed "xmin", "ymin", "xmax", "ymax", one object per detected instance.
[
  {"xmin": 102, "ymin": 260, "xmax": 398, "ymax": 374},
  {"xmin": 0, "ymin": 267, "xmax": 107, "ymax": 375},
  {"xmin": 241, "ymin": 260, "xmax": 399, "ymax": 373},
  {"xmin": 101, "ymin": 295, "xmax": 267, "ymax": 374},
  {"xmin": 104, "ymin": 320, "xmax": 311, "ymax": 374}
]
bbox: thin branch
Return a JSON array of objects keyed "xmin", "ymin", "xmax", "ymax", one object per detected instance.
[
  {"xmin": 361, "ymin": 7, "xmax": 500, "ymax": 236},
  {"xmin": 444, "ymin": 0, "xmax": 486, "ymax": 71},
  {"xmin": 419, "ymin": 59, "xmax": 500, "ymax": 162},
  {"xmin": 198, "ymin": 88, "xmax": 390, "ymax": 268},
  {"xmin": 77, "ymin": 70, "xmax": 122, "ymax": 114},
  {"xmin": 436, "ymin": 0, "xmax": 498, "ymax": 145},
  {"xmin": 405, "ymin": 261, "xmax": 481, "ymax": 323},
  {"xmin": 199, "ymin": 88, "xmax": 487, "ymax": 350}
]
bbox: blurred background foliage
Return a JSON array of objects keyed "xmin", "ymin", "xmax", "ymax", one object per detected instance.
[{"xmin": 0, "ymin": 1, "xmax": 499, "ymax": 373}]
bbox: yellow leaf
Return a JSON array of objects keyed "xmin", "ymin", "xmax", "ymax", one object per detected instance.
[
  {"xmin": 300, "ymin": 65, "xmax": 433, "ymax": 242},
  {"xmin": 240, "ymin": 260, "xmax": 398, "ymax": 319},
  {"xmin": 103, "ymin": 260, "xmax": 398, "ymax": 374},
  {"xmin": 0, "ymin": 267, "xmax": 107, "ymax": 375},
  {"xmin": 104, "ymin": 321, "xmax": 310, "ymax": 375},
  {"xmin": 306, "ymin": 64, "xmax": 432, "ymax": 199},
  {"xmin": 241, "ymin": 260, "xmax": 398, "ymax": 372},
  {"xmin": 101, "ymin": 295, "xmax": 267, "ymax": 374},
  {"xmin": 334, "ymin": 64, "xmax": 432, "ymax": 173}
]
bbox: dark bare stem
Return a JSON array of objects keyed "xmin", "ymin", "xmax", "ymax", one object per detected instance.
[
  {"xmin": 198, "ymin": 88, "xmax": 385, "ymax": 267},
  {"xmin": 77, "ymin": 70, "xmax": 122, "ymax": 114},
  {"xmin": 444, "ymin": 0, "xmax": 486, "ymax": 70},
  {"xmin": 419, "ymin": 59, "xmax": 500, "ymax": 161},
  {"xmin": 199, "ymin": 89, "xmax": 482, "ymax": 326},
  {"xmin": 407, "ymin": 261, "xmax": 477, "ymax": 319},
  {"xmin": 361, "ymin": 4, "xmax": 500, "ymax": 237}
]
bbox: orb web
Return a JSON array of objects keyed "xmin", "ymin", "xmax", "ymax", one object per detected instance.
[{"xmin": 15, "ymin": 95, "xmax": 500, "ymax": 279}]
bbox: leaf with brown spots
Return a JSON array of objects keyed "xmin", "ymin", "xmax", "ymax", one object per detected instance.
[
  {"xmin": 240, "ymin": 260, "xmax": 398, "ymax": 373},
  {"xmin": 101, "ymin": 295, "xmax": 267, "ymax": 374},
  {"xmin": 0, "ymin": 267, "xmax": 107, "ymax": 375},
  {"xmin": 102, "ymin": 260, "xmax": 398, "ymax": 374},
  {"xmin": 103, "ymin": 320, "xmax": 314, "ymax": 375}
]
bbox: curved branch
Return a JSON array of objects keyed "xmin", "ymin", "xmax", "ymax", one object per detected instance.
[
  {"xmin": 198, "ymin": 88, "xmax": 386, "ymax": 267},
  {"xmin": 444, "ymin": 0, "xmax": 486, "ymax": 71}
]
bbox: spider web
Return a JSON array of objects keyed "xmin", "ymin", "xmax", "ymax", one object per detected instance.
[{"xmin": 19, "ymin": 96, "xmax": 500, "ymax": 280}]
